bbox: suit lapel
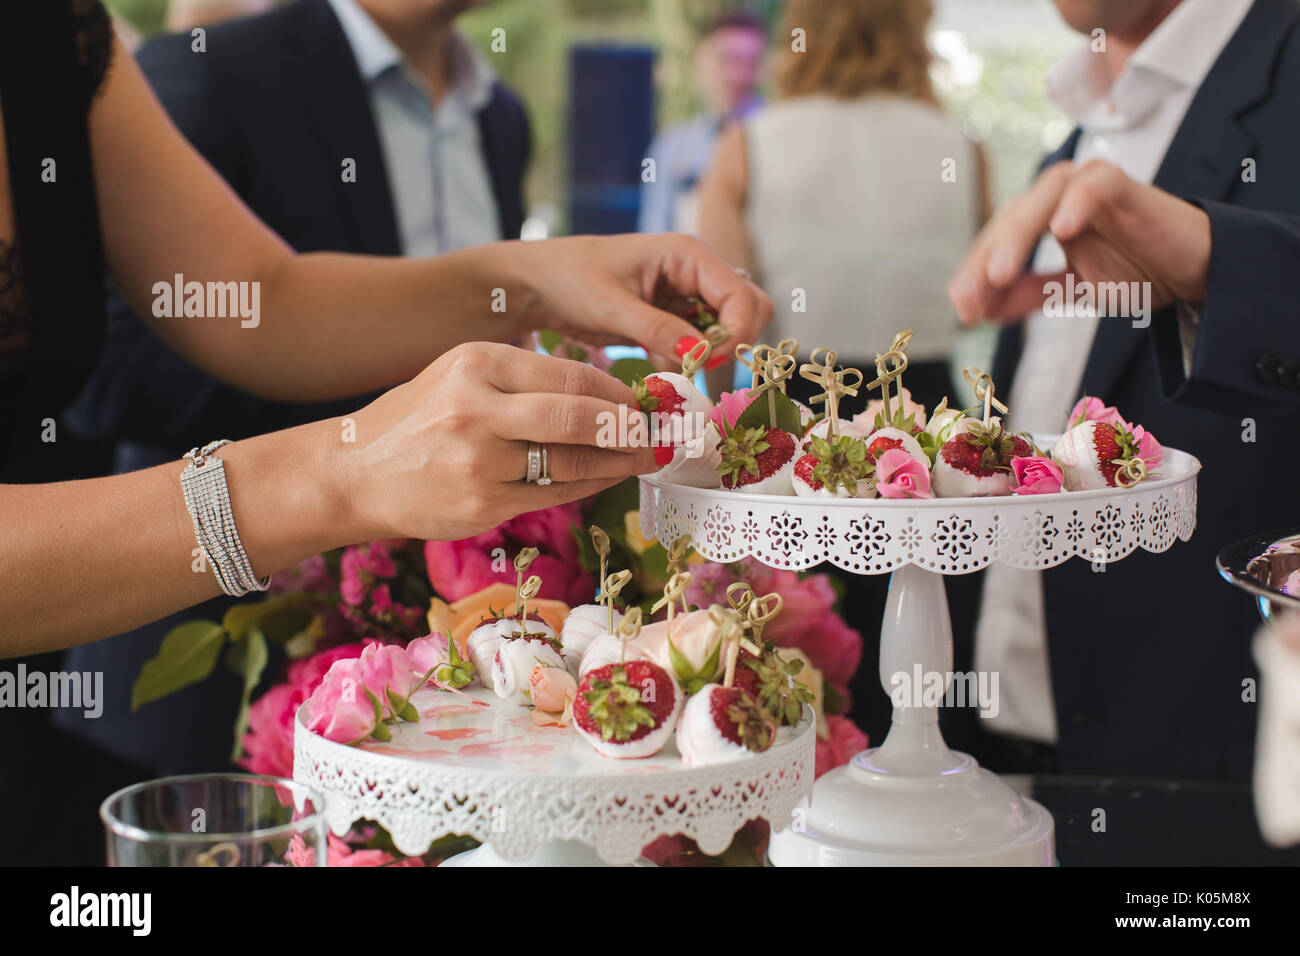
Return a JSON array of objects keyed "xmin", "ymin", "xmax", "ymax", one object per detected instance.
[
  {"xmin": 279, "ymin": 0, "xmax": 402, "ymax": 255},
  {"xmin": 1079, "ymin": 0, "xmax": 1295, "ymax": 400}
]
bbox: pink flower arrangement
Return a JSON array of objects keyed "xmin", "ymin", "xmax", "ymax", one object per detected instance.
[
  {"xmin": 709, "ymin": 387, "xmax": 753, "ymax": 433},
  {"xmin": 874, "ymin": 449, "xmax": 934, "ymax": 499},
  {"xmin": 685, "ymin": 559, "xmax": 863, "ymax": 690},
  {"xmin": 1010, "ymin": 455, "xmax": 1065, "ymax": 495},
  {"xmin": 423, "ymin": 503, "xmax": 593, "ymax": 606},
  {"xmin": 240, "ymin": 643, "xmax": 366, "ymax": 779},
  {"xmin": 1131, "ymin": 425, "xmax": 1163, "ymax": 469}
]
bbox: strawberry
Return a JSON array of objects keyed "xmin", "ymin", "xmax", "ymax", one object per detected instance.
[
  {"xmin": 793, "ymin": 434, "xmax": 872, "ymax": 498},
  {"xmin": 864, "ymin": 426, "xmax": 928, "ymax": 466},
  {"xmin": 741, "ymin": 641, "xmax": 815, "ymax": 727},
  {"xmin": 635, "ymin": 372, "xmax": 712, "ymax": 470},
  {"xmin": 677, "ymin": 683, "xmax": 777, "ymax": 765},
  {"xmin": 932, "ymin": 420, "xmax": 1033, "ymax": 497},
  {"xmin": 573, "ymin": 660, "xmax": 682, "ymax": 759},
  {"xmin": 634, "ymin": 375, "xmax": 686, "ymax": 417},
  {"xmin": 718, "ymin": 425, "xmax": 797, "ymax": 494},
  {"xmin": 1051, "ymin": 419, "xmax": 1155, "ymax": 491}
]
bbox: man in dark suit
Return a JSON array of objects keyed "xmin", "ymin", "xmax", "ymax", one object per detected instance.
[
  {"xmin": 944, "ymin": 0, "xmax": 1300, "ymax": 783},
  {"xmin": 40, "ymin": 0, "xmax": 529, "ymax": 848}
]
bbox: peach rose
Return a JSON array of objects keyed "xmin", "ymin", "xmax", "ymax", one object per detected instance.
[{"xmin": 529, "ymin": 664, "xmax": 577, "ymax": 713}]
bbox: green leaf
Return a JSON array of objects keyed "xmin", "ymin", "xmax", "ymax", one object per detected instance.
[
  {"xmin": 221, "ymin": 593, "xmax": 312, "ymax": 642},
  {"xmin": 370, "ymin": 720, "xmax": 392, "ymax": 742},
  {"xmin": 537, "ymin": 329, "xmax": 564, "ymax": 354},
  {"xmin": 226, "ymin": 627, "xmax": 269, "ymax": 763},
  {"xmin": 734, "ymin": 389, "xmax": 803, "ymax": 436},
  {"xmin": 666, "ymin": 633, "xmax": 696, "ymax": 684},
  {"xmin": 608, "ymin": 357, "xmax": 658, "ymax": 387},
  {"xmin": 131, "ymin": 620, "xmax": 227, "ymax": 711}
]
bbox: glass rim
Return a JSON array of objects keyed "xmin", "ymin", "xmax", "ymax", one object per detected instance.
[{"xmin": 99, "ymin": 772, "xmax": 327, "ymax": 845}]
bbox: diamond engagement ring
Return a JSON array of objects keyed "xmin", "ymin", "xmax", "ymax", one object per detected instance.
[{"xmin": 526, "ymin": 443, "xmax": 552, "ymax": 486}]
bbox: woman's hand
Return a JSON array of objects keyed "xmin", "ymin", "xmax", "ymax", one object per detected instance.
[
  {"xmin": 343, "ymin": 342, "xmax": 658, "ymax": 542},
  {"xmin": 512, "ymin": 233, "xmax": 773, "ymax": 367}
]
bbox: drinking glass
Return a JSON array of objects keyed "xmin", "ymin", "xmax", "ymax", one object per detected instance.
[{"xmin": 100, "ymin": 773, "xmax": 328, "ymax": 867}]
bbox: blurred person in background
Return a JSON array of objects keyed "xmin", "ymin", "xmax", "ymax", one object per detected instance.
[
  {"xmin": 166, "ymin": 0, "xmax": 274, "ymax": 31},
  {"xmin": 638, "ymin": 9, "xmax": 767, "ymax": 235},
  {"xmin": 43, "ymin": 0, "xmax": 529, "ymax": 863},
  {"xmin": 697, "ymin": 0, "xmax": 989, "ymax": 410},
  {"xmin": 945, "ymin": 0, "xmax": 1300, "ymax": 782},
  {"xmin": 697, "ymin": 0, "xmax": 988, "ymax": 745}
]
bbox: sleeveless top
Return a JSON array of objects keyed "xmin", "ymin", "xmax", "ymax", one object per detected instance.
[
  {"xmin": 0, "ymin": 0, "xmax": 112, "ymax": 480},
  {"xmin": 744, "ymin": 94, "xmax": 980, "ymax": 362}
]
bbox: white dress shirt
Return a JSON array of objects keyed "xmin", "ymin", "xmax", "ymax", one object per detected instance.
[
  {"xmin": 973, "ymin": 0, "xmax": 1253, "ymax": 743},
  {"xmin": 327, "ymin": 0, "xmax": 502, "ymax": 255}
]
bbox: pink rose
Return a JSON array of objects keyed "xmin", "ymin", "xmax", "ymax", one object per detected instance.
[
  {"xmin": 1010, "ymin": 455, "xmax": 1064, "ymax": 495},
  {"xmin": 814, "ymin": 715, "xmax": 869, "ymax": 778},
  {"xmin": 874, "ymin": 449, "xmax": 934, "ymax": 499},
  {"xmin": 529, "ymin": 664, "xmax": 577, "ymax": 712},
  {"xmin": 1131, "ymin": 425, "xmax": 1163, "ymax": 469},
  {"xmin": 305, "ymin": 658, "xmax": 378, "ymax": 744},
  {"xmin": 1068, "ymin": 395, "xmax": 1124, "ymax": 429},
  {"xmin": 240, "ymin": 643, "xmax": 367, "ymax": 778},
  {"xmin": 424, "ymin": 503, "xmax": 593, "ymax": 606},
  {"xmin": 858, "ymin": 386, "xmax": 926, "ymax": 433},
  {"xmin": 709, "ymin": 388, "xmax": 753, "ymax": 433},
  {"xmin": 357, "ymin": 642, "xmax": 417, "ymax": 711},
  {"xmin": 405, "ymin": 632, "xmax": 450, "ymax": 682}
]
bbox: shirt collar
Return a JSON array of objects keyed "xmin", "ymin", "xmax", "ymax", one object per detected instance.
[
  {"xmin": 1046, "ymin": 0, "xmax": 1253, "ymax": 129},
  {"xmin": 327, "ymin": 0, "xmax": 496, "ymax": 110}
]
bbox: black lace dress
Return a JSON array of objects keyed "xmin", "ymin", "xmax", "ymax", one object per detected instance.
[
  {"xmin": 0, "ymin": 0, "xmax": 113, "ymax": 482},
  {"xmin": 0, "ymin": 1, "xmax": 143, "ymax": 868}
]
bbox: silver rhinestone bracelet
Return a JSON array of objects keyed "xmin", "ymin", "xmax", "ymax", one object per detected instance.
[{"xmin": 181, "ymin": 440, "xmax": 271, "ymax": 597}]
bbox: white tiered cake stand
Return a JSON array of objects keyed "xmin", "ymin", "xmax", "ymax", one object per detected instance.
[
  {"xmin": 294, "ymin": 686, "xmax": 815, "ymax": 866},
  {"xmin": 640, "ymin": 439, "xmax": 1200, "ymax": 866}
]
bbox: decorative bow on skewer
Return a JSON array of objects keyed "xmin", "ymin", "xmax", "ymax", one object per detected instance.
[
  {"xmin": 665, "ymin": 535, "xmax": 693, "ymax": 578},
  {"xmin": 868, "ymin": 346, "xmax": 909, "ymax": 424},
  {"xmin": 650, "ymin": 571, "xmax": 693, "ymax": 628},
  {"xmin": 961, "ymin": 366, "xmax": 1008, "ymax": 427},
  {"xmin": 748, "ymin": 351, "xmax": 797, "ymax": 429},
  {"xmin": 615, "ymin": 606, "xmax": 642, "ymax": 664},
  {"xmin": 799, "ymin": 348, "xmax": 862, "ymax": 438},
  {"xmin": 513, "ymin": 548, "xmax": 539, "ymax": 617},
  {"xmin": 598, "ymin": 569, "xmax": 633, "ymax": 633},
  {"xmin": 680, "ymin": 338, "xmax": 712, "ymax": 379}
]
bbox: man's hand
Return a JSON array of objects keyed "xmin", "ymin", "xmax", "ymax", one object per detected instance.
[{"xmin": 948, "ymin": 159, "xmax": 1212, "ymax": 326}]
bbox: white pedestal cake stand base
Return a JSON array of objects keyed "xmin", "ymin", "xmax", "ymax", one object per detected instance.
[{"xmin": 640, "ymin": 440, "xmax": 1199, "ymax": 867}]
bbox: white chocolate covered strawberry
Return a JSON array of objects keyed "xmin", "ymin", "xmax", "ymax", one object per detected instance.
[
  {"xmin": 864, "ymin": 426, "xmax": 928, "ymax": 469},
  {"xmin": 801, "ymin": 416, "xmax": 866, "ymax": 450},
  {"xmin": 931, "ymin": 419, "xmax": 1033, "ymax": 497},
  {"xmin": 717, "ymin": 425, "xmax": 799, "ymax": 495},
  {"xmin": 655, "ymin": 422, "xmax": 723, "ymax": 488},
  {"xmin": 675, "ymin": 683, "xmax": 777, "ymax": 767},
  {"xmin": 1051, "ymin": 419, "xmax": 1160, "ymax": 491},
  {"xmin": 792, "ymin": 433, "xmax": 874, "ymax": 498},
  {"xmin": 492, "ymin": 634, "xmax": 565, "ymax": 704},
  {"xmin": 467, "ymin": 612, "xmax": 559, "ymax": 687},
  {"xmin": 636, "ymin": 372, "xmax": 712, "ymax": 468},
  {"xmin": 573, "ymin": 660, "xmax": 682, "ymax": 759},
  {"xmin": 559, "ymin": 604, "xmax": 624, "ymax": 678}
]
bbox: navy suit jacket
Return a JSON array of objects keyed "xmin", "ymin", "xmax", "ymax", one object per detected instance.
[
  {"xmin": 54, "ymin": 0, "xmax": 530, "ymax": 773},
  {"xmin": 948, "ymin": 0, "xmax": 1300, "ymax": 782}
]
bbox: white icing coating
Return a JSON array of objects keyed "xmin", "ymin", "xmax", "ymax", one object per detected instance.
[
  {"xmin": 676, "ymin": 684, "xmax": 754, "ymax": 767},
  {"xmin": 1051, "ymin": 422, "xmax": 1111, "ymax": 491},
  {"xmin": 491, "ymin": 637, "xmax": 565, "ymax": 703},
  {"xmin": 467, "ymin": 617, "xmax": 558, "ymax": 687},
  {"xmin": 559, "ymin": 604, "xmax": 623, "ymax": 677}
]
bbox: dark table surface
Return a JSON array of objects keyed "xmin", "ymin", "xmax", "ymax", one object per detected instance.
[{"xmin": 1012, "ymin": 774, "xmax": 1300, "ymax": 866}]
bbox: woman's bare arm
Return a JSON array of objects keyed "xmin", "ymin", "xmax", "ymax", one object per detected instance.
[
  {"xmin": 696, "ymin": 123, "xmax": 756, "ymax": 276},
  {"xmin": 88, "ymin": 36, "xmax": 768, "ymax": 400}
]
